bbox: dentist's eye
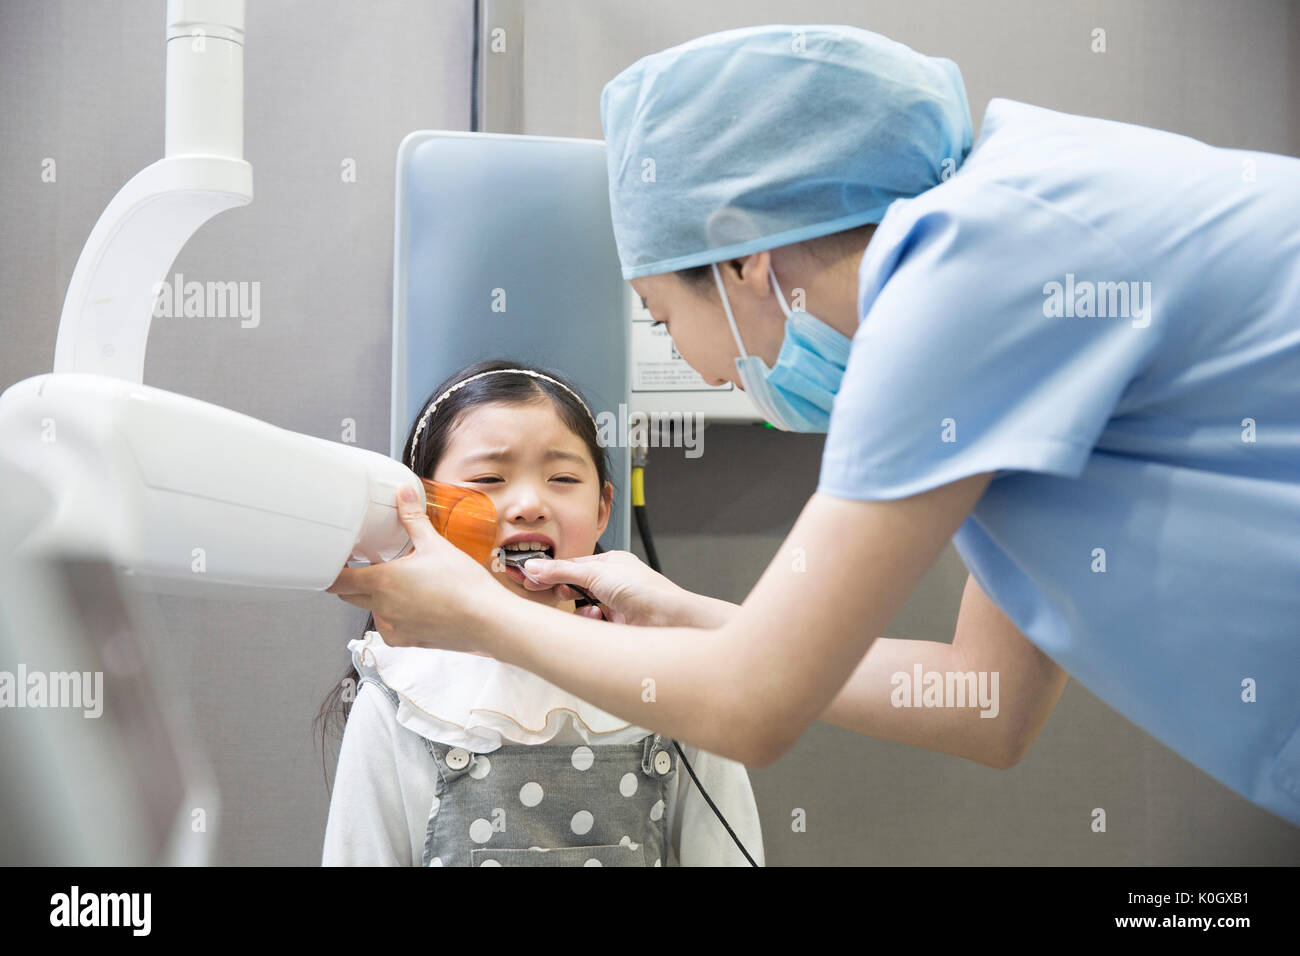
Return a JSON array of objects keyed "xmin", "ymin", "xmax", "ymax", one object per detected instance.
[{"xmin": 650, "ymin": 320, "xmax": 665, "ymax": 329}]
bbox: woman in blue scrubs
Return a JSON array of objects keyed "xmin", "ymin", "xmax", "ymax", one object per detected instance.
[{"xmin": 330, "ymin": 25, "xmax": 1300, "ymax": 827}]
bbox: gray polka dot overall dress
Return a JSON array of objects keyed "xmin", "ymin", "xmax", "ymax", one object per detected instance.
[{"xmin": 361, "ymin": 676, "xmax": 679, "ymax": 866}]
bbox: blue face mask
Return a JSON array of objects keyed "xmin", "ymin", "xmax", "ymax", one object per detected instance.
[{"xmin": 711, "ymin": 262, "xmax": 852, "ymax": 433}]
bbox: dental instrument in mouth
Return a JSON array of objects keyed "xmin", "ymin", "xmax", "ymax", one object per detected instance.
[{"xmin": 494, "ymin": 546, "xmax": 598, "ymax": 606}]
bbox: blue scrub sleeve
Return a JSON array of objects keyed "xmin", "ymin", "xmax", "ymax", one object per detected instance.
[{"xmin": 819, "ymin": 182, "xmax": 1163, "ymax": 501}]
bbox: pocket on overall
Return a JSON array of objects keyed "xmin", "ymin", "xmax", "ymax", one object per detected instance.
[{"xmin": 470, "ymin": 843, "xmax": 648, "ymax": 867}]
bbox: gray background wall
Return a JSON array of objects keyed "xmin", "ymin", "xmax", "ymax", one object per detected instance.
[{"xmin": 2, "ymin": 0, "xmax": 1297, "ymax": 864}]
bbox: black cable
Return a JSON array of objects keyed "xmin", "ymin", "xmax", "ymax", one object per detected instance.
[
  {"xmin": 634, "ymin": 487, "xmax": 758, "ymax": 865},
  {"xmin": 633, "ymin": 504, "xmax": 661, "ymax": 570},
  {"xmin": 672, "ymin": 740, "xmax": 759, "ymax": 866}
]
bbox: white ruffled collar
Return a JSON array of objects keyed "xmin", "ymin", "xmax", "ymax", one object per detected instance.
[{"xmin": 349, "ymin": 631, "xmax": 653, "ymax": 751}]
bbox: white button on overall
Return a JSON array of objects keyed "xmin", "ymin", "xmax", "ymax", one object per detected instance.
[
  {"xmin": 653, "ymin": 750, "xmax": 672, "ymax": 775},
  {"xmin": 446, "ymin": 747, "xmax": 471, "ymax": 771}
]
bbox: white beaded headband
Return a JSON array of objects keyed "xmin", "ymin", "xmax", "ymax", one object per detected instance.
[{"xmin": 409, "ymin": 368, "xmax": 598, "ymax": 465}]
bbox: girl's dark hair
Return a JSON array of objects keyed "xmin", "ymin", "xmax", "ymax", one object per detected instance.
[
  {"xmin": 314, "ymin": 358, "xmax": 612, "ymax": 792},
  {"xmin": 674, "ymin": 222, "xmax": 877, "ymax": 295}
]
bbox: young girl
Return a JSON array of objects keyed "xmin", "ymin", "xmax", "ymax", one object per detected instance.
[{"xmin": 318, "ymin": 359, "xmax": 764, "ymax": 866}]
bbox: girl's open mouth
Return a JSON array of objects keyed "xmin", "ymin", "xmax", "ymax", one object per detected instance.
[
  {"xmin": 497, "ymin": 545, "xmax": 554, "ymax": 587},
  {"xmin": 495, "ymin": 546, "xmax": 597, "ymax": 605}
]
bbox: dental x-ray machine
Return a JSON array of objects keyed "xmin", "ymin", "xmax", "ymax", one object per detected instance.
[{"xmin": 0, "ymin": 0, "xmax": 422, "ymax": 866}]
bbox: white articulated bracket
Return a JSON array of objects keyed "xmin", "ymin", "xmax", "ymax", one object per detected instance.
[
  {"xmin": 53, "ymin": 0, "xmax": 252, "ymax": 382},
  {"xmin": 2, "ymin": 0, "xmax": 427, "ymax": 597}
]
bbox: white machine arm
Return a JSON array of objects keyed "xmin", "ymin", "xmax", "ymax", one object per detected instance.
[
  {"xmin": 0, "ymin": 0, "xmax": 423, "ymax": 596},
  {"xmin": 0, "ymin": 374, "xmax": 422, "ymax": 598},
  {"xmin": 55, "ymin": 0, "xmax": 252, "ymax": 381}
]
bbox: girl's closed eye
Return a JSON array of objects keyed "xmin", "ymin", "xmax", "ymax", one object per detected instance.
[{"xmin": 470, "ymin": 476, "xmax": 582, "ymax": 484}]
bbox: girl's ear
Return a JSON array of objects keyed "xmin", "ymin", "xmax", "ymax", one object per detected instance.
[{"xmin": 595, "ymin": 480, "xmax": 614, "ymax": 539}]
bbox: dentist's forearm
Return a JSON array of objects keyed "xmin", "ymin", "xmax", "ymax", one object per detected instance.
[
  {"xmin": 476, "ymin": 592, "xmax": 757, "ymax": 763},
  {"xmin": 818, "ymin": 636, "xmax": 1010, "ymax": 768},
  {"xmin": 664, "ymin": 589, "xmax": 739, "ymax": 629}
]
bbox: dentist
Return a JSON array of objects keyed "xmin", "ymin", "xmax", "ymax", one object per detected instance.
[{"xmin": 331, "ymin": 24, "xmax": 1300, "ymax": 827}]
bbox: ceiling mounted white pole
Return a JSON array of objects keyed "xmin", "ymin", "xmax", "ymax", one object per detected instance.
[{"xmin": 52, "ymin": 0, "xmax": 253, "ymax": 382}]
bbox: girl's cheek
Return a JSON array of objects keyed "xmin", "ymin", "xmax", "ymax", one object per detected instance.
[{"xmin": 555, "ymin": 513, "xmax": 591, "ymax": 552}]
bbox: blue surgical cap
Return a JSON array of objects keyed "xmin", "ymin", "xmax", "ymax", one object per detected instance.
[{"xmin": 600, "ymin": 24, "xmax": 973, "ymax": 279}]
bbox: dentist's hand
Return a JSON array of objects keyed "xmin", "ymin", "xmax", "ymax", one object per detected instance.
[
  {"xmin": 517, "ymin": 550, "xmax": 700, "ymax": 627},
  {"xmin": 327, "ymin": 485, "xmax": 499, "ymax": 650}
]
